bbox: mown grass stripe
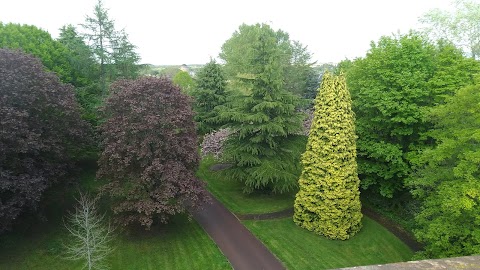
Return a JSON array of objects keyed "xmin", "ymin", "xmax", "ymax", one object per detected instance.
[{"xmin": 243, "ymin": 217, "xmax": 413, "ymax": 270}]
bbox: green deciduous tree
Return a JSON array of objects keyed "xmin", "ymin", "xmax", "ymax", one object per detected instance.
[
  {"xmin": 346, "ymin": 33, "xmax": 437, "ymax": 198},
  {"xmin": 220, "ymin": 24, "xmax": 287, "ymax": 80},
  {"xmin": 427, "ymin": 41, "xmax": 480, "ymax": 101},
  {"xmin": 0, "ymin": 23, "xmax": 80, "ymax": 86},
  {"xmin": 220, "ymin": 23, "xmax": 314, "ymax": 99},
  {"xmin": 172, "ymin": 70, "xmax": 195, "ymax": 95},
  {"xmin": 284, "ymin": 41, "xmax": 318, "ymax": 99},
  {"xmin": 407, "ymin": 83, "xmax": 480, "ymax": 258},
  {"xmin": 294, "ymin": 73, "xmax": 362, "ymax": 240},
  {"xmin": 192, "ymin": 60, "xmax": 227, "ymax": 134},
  {"xmin": 420, "ymin": 0, "xmax": 480, "ymax": 59},
  {"xmin": 346, "ymin": 33, "xmax": 480, "ymax": 201},
  {"xmin": 58, "ymin": 24, "xmax": 98, "ymax": 87},
  {"xmin": 219, "ymin": 23, "xmax": 305, "ymax": 193}
]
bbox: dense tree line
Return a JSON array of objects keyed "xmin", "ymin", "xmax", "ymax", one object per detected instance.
[
  {"xmin": 344, "ymin": 33, "xmax": 479, "ymax": 199},
  {"xmin": 2, "ymin": 0, "xmax": 480, "ymax": 261},
  {"xmin": 0, "ymin": 0, "xmax": 141, "ymax": 232},
  {"xmin": 0, "ymin": 23, "xmax": 86, "ymax": 87},
  {"xmin": 407, "ymin": 83, "xmax": 480, "ymax": 258},
  {"xmin": 342, "ymin": 30, "xmax": 480, "ymax": 258}
]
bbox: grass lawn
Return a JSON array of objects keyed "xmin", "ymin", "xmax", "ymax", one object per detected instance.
[
  {"xmin": 197, "ymin": 155, "xmax": 296, "ymax": 214},
  {"xmin": 0, "ymin": 169, "xmax": 230, "ymax": 270},
  {"xmin": 0, "ymin": 216, "xmax": 230, "ymax": 270},
  {"xmin": 243, "ymin": 217, "xmax": 413, "ymax": 270}
]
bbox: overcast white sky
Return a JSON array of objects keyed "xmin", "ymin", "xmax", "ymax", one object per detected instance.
[{"xmin": 1, "ymin": 0, "xmax": 454, "ymax": 65}]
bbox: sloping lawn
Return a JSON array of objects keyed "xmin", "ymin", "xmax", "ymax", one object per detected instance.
[
  {"xmin": 0, "ymin": 170, "xmax": 230, "ymax": 270},
  {"xmin": 243, "ymin": 217, "xmax": 413, "ymax": 270},
  {"xmin": 197, "ymin": 155, "xmax": 296, "ymax": 214}
]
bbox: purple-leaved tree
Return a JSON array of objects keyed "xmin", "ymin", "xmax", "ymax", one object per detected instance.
[
  {"xmin": 98, "ymin": 77, "xmax": 208, "ymax": 228},
  {"xmin": 0, "ymin": 49, "xmax": 90, "ymax": 233}
]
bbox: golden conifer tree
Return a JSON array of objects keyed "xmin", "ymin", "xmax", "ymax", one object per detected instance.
[{"xmin": 294, "ymin": 72, "xmax": 362, "ymax": 240}]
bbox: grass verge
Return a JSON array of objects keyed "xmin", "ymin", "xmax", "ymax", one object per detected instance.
[
  {"xmin": 197, "ymin": 155, "xmax": 296, "ymax": 214},
  {"xmin": 0, "ymin": 169, "xmax": 230, "ymax": 270},
  {"xmin": 243, "ymin": 217, "xmax": 413, "ymax": 270}
]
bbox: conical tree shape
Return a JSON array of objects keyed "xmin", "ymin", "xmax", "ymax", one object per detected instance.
[
  {"xmin": 219, "ymin": 24, "xmax": 305, "ymax": 194},
  {"xmin": 294, "ymin": 72, "xmax": 362, "ymax": 240},
  {"xmin": 192, "ymin": 59, "xmax": 227, "ymax": 135}
]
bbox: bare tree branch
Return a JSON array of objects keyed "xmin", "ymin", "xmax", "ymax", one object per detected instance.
[{"xmin": 63, "ymin": 192, "xmax": 115, "ymax": 270}]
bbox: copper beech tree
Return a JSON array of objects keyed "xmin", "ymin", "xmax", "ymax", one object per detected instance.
[
  {"xmin": 97, "ymin": 77, "xmax": 208, "ymax": 228},
  {"xmin": 0, "ymin": 49, "xmax": 90, "ymax": 233}
]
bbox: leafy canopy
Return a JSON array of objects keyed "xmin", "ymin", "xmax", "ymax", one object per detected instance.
[
  {"xmin": 420, "ymin": 0, "xmax": 480, "ymax": 59},
  {"xmin": 98, "ymin": 77, "xmax": 208, "ymax": 228},
  {"xmin": 0, "ymin": 22, "xmax": 82, "ymax": 86},
  {"xmin": 172, "ymin": 70, "xmax": 195, "ymax": 95},
  {"xmin": 407, "ymin": 83, "xmax": 480, "ymax": 258},
  {"xmin": 0, "ymin": 49, "xmax": 90, "ymax": 233},
  {"xmin": 347, "ymin": 33, "xmax": 438, "ymax": 198},
  {"xmin": 346, "ymin": 32, "xmax": 480, "ymax": 200}
]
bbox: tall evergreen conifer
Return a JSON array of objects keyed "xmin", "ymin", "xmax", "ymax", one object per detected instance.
[
  {"xmin": 220, "ymin": 24, "xmax": 305, "ymax": 193},
  {"xmin": 294, "ymin": 73, "xmax": 362, "ymax": 240},
  {"xmin": 192, "ymin": 60, "xmax": 226, "ymax": 134}
]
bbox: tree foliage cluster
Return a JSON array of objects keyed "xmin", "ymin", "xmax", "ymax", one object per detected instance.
[
  {"xmin": 345, "ymin": 33, "xmax": 479, "ymax": 199},
  {"xmin": 343, "ymin": 28, "xmax": 480, "ymax": 258},
  {"xmin": 0, "ymin": 1, "xmax": 140, "ymax": 125},
  {"xmin": 172, "ymin": 70, "xmax": 196, "ymax": 95},
  {"xmin": 0, "ymin": 49, "xmax": 90, "ymax": 233},
  {"xmin": 81, "ymin": 0, "xmax": 140, "ymax": 95},
  {"xmin": 4, "ymin": 0, "xmax": 480, "ymax": 261},
  {"xmin": 57, "ymin": 24, "xmax": 102, "ymax": 124},
  {"xmin": 218, "ymin": 23, "xmax": 307, "ymax": 193},
  {"xmin": 191, "ymin": 60, "xmax": 227, "ymax": 134},
  {"xmin": 0, "ymin": 23, "xmax": 86, "ymax": 87},
  {"xmin": 420, "ymin": 0, "xmax": 480, "ymax": 59},
  {"xmin": 97, "ymin": 77, "xmax": 208, "ymax": 228},
  {"xmin": 407, "ymin": 83, "xmax": 480, "ymax": 258},
  {"xmin": 221, "ymin": 23, "xmax": 318, "ymax": 99},
  {"xmin": 294, "ymin": 73, "xmax": 362, "ymax": 240},
  {"xmin": 1, "ymin": 0, "xmax": 204, "ymax": 234}
]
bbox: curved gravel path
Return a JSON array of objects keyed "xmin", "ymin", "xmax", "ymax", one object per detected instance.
[{"xmin": 191, "ymin": 191, "xmax": 285, "ymax": 270}]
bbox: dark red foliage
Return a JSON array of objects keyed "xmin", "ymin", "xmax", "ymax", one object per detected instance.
[
  {"xmin": 98, "ymin": 77, "xmax": 208, "ymax": 228},
  {"xmin": 0, "ymin": 49, "xmax": 90, "ymax": 232}
]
